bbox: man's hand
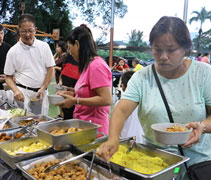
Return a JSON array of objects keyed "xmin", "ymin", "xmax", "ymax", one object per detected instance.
[
  {"xmin": 14, "ymin": 89, "xmax": 24, "ymax": 102},
  {"xmin": 37, "ymin": 88, "xmax": 46, "ymax": 101}
]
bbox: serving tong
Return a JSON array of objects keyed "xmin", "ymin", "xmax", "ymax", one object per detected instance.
[
  {"xmin": 44, "ymin": 150, "xmax": 95, "ymax": 173},
  {"xmin": 126, "ymin": 136, "xmax": 136, "ymax": 154}
]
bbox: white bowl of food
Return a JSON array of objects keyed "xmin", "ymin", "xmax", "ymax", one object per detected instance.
[
  {"xmin": 48, "ymin": 95, "xmax": 64, "ymax": 105},
  {"xmin": 151, "ymin": 123, "xmax": 192, "ymax": 145}
]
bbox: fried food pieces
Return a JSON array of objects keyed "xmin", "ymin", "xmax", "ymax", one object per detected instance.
[{"xmin": 27, "ymin": 160, "xmax": 92, "ymax": 180}]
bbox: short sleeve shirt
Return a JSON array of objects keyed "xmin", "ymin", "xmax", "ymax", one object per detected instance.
[
  {"xmin": 122, "ymin": 60, "xmax": 211, "ymax": 166},
  {"xmin": 73, "ymin": 56, "xmax": 112, "ymax": 134},
  {"xmin": 4, "ymin": 39, "xmax": 55, "ymax": 88}
]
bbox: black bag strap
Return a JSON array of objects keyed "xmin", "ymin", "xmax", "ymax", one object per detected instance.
[{"xmin": 152, "ymin": 64, "xmax": 190, "ymax": 178}]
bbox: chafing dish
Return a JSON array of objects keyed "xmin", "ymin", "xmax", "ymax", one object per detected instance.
[
  {"xmin": 74, "ymin": 139, "xmax": 189, "ymax": 180},
  {"xmin": 11, "ymin": 115, "xmax": 54, "ymax": 127},
  {"xmin": 0, "ymin": 127, "xmax": 30, "ymax": 144},
  {"xmin": 0, "ymin": 100, "xmax": 14, "ymax": 110},
  {"xmin": 0, "ymin": 119, "xmax": 19, "ymax": 132},
  {"xmin": 36, "ymin": 119, "xmax": 100, "ymax": 149},
  {"xmin": 16, "ymin": 151, "xmax": 125, "ymax": 180},
  {"xmin": 0, "ymin": 137, "xmax": 53, "ymax": 169}
]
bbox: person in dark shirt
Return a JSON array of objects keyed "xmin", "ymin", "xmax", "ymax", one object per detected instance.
[
  {"xmin": 59, "ymin": 53, "xmax": 80, "ymax": 119},
  {"xmin": 0, "ymin": 24, "xmax": 11, "ymax": 90}
]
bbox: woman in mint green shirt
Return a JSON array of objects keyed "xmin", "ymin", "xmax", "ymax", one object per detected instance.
[{"xmin": 98, "ymin": 16, "xmax": 211, "ymax": 180}]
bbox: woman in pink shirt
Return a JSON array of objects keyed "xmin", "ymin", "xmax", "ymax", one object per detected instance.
[
  {"xmin": 57, "ymin": 25, "xmax": 112, "ymax": 134},
  {"xmin": 201, "ymin": 53, "xmax": 210, "ymax": 64}
]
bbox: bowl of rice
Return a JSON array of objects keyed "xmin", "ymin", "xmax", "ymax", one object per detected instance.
[{"xmin": 151, "ymin": 123, "xmax": 192, "ymax": 145}]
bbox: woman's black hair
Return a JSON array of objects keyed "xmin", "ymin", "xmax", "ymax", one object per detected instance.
[
  {"xmin": 197, "ymin": 53, "xmax": 202, "ymax": 57},
  {"xmin": 66, "ymin": 24, "xmax": 98, "ymax": 73},
  {"xmin": 57, "ymin": 41, "xmax": 66, "ymax": 53},
  {"xmin": 149, "ymin": 16, "xmax": 192, "ymax": 55}
]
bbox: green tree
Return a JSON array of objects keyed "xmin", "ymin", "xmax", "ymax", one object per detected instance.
[
  {"xmin": 1, "ymin": 0, "xmax": 73, "ymax": 45},
  {"xmin": 193, "ymin": 29, "xmax": 211, "ymax": 51},
  {"xmin": 1, "ymin": 0, "xmax": 127, "ymax": 45},
  {"xmin": 127, "ymin": 29, "xmax": 147, "ymax": 47},
  {"xmin": 189, "ymin": 7, "xmax": 211, "ymax": 51}
]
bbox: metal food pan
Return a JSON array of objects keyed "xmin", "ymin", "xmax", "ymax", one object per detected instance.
[
  {"xmin": 16, "ymin": 151, "xmax": 125, "ymax": 180},
  {"xmin": 75, "ymin": 139, "xmax": 189, "ymax": 180},
  {"xmin": 36, "ymin": 119, "xmax": 100, "ymax": 148},
  {"xmin": 0, "ymin": 127, "xmax": 30, "ymax": 144},
  {"xmin": 7, "ymin": 108, "xmax": 34, "ymax": 119},
  {"xmin": 11, "ymin": 115, "xmax": 54, "ymax": 127},
  {"xmin": 0, "ymin": 120, "xmax": 19, "ymax": 132},
  {"xmin": 0, "ymin": 100, "xmax": 14, "ymax": 110},
  {"xmin": 0, "ymin": 137, "xmax": 53, "ymax": 169},
  {"xmin": 108, "ymin": 142, "xmax": 189, "ymax": 180}
]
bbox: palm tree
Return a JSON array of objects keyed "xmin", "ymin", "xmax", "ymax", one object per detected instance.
[{"xmin": 189, "ymin": 7, "xmax": 211, "ymax": 51}]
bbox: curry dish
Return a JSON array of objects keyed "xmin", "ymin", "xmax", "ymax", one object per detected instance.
[
  {"xmin": 166, "ymin": 125, "xmax": 187, "ymax": 132},
  {"xmin": 27, "ymin": 160, "xmax": 93, "ymax": 180},
  {"xmin": 110, "ymin": 145, "xmax": 168, "ymax": 174}
]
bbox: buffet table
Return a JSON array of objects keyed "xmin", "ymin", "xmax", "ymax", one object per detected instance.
[{"xmin": 0, "ymin": 99, "xmax": 188, "ymax": 180}]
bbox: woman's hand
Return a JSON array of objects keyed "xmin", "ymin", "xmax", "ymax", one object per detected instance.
[
  {"xmin": 56, "ymin": 92, "xmax": 75, "ymax": 108},
  {"xmin": 182, "ymin": 122, "xmax": 204, "ymax": 148},
  {"xmin": 97, "ymin": 138, "xmax": 119, "ymax": 161}
]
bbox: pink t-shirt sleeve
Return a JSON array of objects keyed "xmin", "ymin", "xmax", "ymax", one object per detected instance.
[{"xmin": 89, "ymin": 57, "xmax": 112, "ymax": 90}]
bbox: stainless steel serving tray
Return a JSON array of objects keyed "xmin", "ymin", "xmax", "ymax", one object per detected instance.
[
  {"xmin": 75, "ymin": 139, "xmax": 189, "ymax": 180},
  {"xmin": 16, "ymin": 151, "xmax": 126, "ymax": 180},
  {"xmin": 11, "ymin": 115, "xmax": 54, "ymax": 127},
  {"xmin": 0, "ymin": 127, "xmax": 30, "ymax": 144},
  {"xmin": 36, "ymin": 119, "xmax": 100, "ymax": 149},
  {"xmin": 0, "ymin": 100, "xmax": 14, "ymax": 110},
  {"xmin": 0, "ymin": 137, "xmax": 53, "ymax": 169},
  {"xmin": 0, "ymin": 119, "xmax": 19, "ymax": 132}
]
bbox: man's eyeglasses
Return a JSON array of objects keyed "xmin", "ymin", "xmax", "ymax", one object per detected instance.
[{"xmin": 20, "ymin": 29, "xmax": 35, "ymax": 34}]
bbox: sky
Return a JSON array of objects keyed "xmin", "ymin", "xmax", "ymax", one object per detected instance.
[{"xmin": 73, "ymin": 0, "xmax": 211, "ymax": 42}]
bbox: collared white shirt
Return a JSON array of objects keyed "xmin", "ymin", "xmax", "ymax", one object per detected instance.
[{"xmin": 4, "ymin": 38, "xmax": 55, "ymax": 88}]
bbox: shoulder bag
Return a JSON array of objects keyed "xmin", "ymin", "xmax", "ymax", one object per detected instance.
[{"xmin": 152, "ymin": 64, "xmax": 211, "ymax": 180}]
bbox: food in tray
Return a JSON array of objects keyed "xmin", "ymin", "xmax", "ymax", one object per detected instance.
[
  {"xmin": 166, "ymin": 125, "xmax": 187, "ymax": 132},
  {"xmin": 50, "ymin": 127, "xmax": 82, "ymax": 135},
  {"xmin": 30, "ymin": 97, "xmax": 39, "ymax": 101},
  {"xmin": 18, "ymin": 118, "xmax": 46, "ymax": 126},
  {"xmin": 27, "ymin": 160, "xmax": 92, "ymax": 180},
  {"xmin": 4, "ymin": 141, "xmax": 50, "ymax": 156},
  {"xmin": 8, "ymin": 108, "xmax": 30, "ymax": 118},
  {"xmin": 0, "ymin": 132, "xmax": 24, "ymax": 142},
  {"xmin": 19, "ymin": 119, "xmax": 35, "ymax": 126},
  {"xmin": 3, "ymin": 123, "xmax": 10, "ymax": 129},
  {"xmin": 110, "ymin": 145, "xmax": 168, "ymax": 174}
]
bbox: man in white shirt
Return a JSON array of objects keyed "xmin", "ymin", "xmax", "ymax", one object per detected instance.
[{"xmin": 4, "ymin": 14, "xmax": 55, "ymax": 115}]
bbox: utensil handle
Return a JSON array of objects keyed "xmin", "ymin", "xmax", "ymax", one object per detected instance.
[
  {"xmin": 59, "ymin": 151, "xmax": 91, "ymax": 166},
  {"xmin": 86, "ymin": 152, "xmax": 96, "ymax": 180}
]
